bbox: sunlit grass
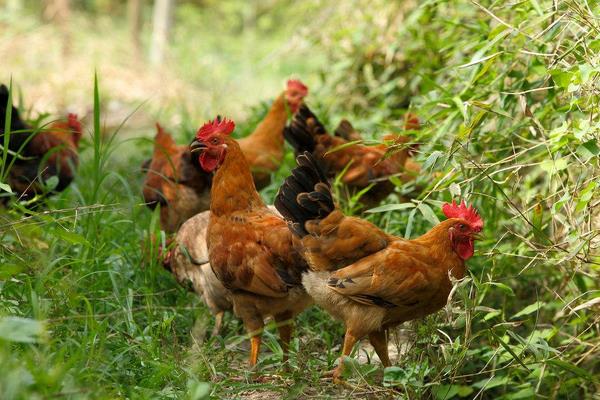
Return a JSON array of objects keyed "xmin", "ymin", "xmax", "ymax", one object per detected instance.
[{"xmin": 1, "ymin": 0, "xmax": 599, "ymax": 399}]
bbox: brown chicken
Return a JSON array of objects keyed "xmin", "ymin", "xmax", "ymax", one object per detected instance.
[
  {"xmin": 275, "ymin": 152, "xmax": 484, "ymax": 382},
  {"xmin": 164, "ymin": 210, "xmax": 232, "ymax": 336},
  {"xmin": 189, "ymin": 117, "xmax": 312, "ymax": 368},
  {"xmin": 141, "ymin": 80, "xmax": 308, "ymax": 232},
  {"xmin": 142, "ymin": 123, "xmax": 212, "ymax": 233},
  {"xmin": 335, "ymin": 115, "xmax": 422, "ymax": 185},
  {"xmin": 164, "ymin": 202, "xmax": 284, "ymax": 337},
  {"xmin": 238, "ymin": 79, "xmax": 308, "ymax": 189},
  {"xmin": 284, "ymin": 106, "xmax": 420, "ymax": 206},
  {"xmin": 1, "ymin": 84, "xmax": 82, "ymax": 203}
]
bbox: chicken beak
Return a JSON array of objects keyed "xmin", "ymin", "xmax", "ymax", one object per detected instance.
[
  {"xmin": 472, "ymin": 232, "xmax": 485, "ymax": 241},
  {"xmin": 190, "ymin": 139, "xmax": 207, "ymax": 153}
]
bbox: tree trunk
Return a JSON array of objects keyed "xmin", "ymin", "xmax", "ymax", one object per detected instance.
[
  {"xmin": 43, "ymin": 0, "xmax": 71, "ymax": 58},
  {"xmin": 150, "ymin": 0, "xmax": 173, "ymax": 66},
  {"xmin": 6, "ymin": 0, "xmax": 23, "ymax": 14},
  {"xmin": 128, "ymin": 0, "xmax": 143, "ymax": 61}
]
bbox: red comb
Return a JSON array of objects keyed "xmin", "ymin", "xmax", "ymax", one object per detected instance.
[
  {"xmin": 196, "ymin": 117, "xmax": 235, "ymax": 140},
  {"xmin": 404, "ymin": 113, "xmax": 420, "ymax": 131},
  {"xmin": 287, "ymin": 79, "xmax": 308, "ymax": 95},
  {"xmin": 67, "ymin": 113, "xmax": 82, "ymax": 136},
  {"xmin": 442, "ymin": 200, "xmax": 483, "ymax": 230}
]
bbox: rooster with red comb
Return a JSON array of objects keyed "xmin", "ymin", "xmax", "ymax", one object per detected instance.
[
  {"xmin": 275, "ymin": 151, "xmax": 484, "ymax": 383},
  {"xmin": 237, "ymin": 79, "xmax": 309, "ymax": 189},
  {"xmin": 190, "ymin": 117, "xmax": 312, "ymax": 370}
]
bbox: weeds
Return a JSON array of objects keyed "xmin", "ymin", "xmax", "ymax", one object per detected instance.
[{"xmin": 1, "ymin": 1, "xmax": 599, "ymax": 399}]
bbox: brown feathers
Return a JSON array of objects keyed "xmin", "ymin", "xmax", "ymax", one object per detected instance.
[{"xmin": 142, "ymin": 124, "xmax": 212, "ymax": 232}]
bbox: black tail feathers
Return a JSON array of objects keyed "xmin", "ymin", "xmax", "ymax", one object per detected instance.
[
  {"xmin": 283, "ymin": 104, "xmax": 327, "ymax": 155},
  {"xmin": 0, "ymin": 84, "xmax": 29, "ymax": 135},
  {"xmin": 275, "ymin": 152, "xmax": 334, "ymax": 237}
]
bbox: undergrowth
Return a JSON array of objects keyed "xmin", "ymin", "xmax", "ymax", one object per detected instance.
[{"xmin": 1, "ymin": 1, "xmax": 599, "ymax": 399}]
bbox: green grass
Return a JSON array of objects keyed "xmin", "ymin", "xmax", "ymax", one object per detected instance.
[{"xmin": 1, "ymin": 0, "xmax": 600, "ymax": 399}]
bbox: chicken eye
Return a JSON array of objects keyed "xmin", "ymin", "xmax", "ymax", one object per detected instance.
[
  {"xmin": 210, "ymin": 137, "xmax": 219, "ymax": 145},
  {"xmin": 459, "ymin": 223, "xmax": 467, "ymax": 231}
]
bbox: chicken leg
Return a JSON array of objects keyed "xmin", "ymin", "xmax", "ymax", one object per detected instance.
[
  {"xmin": 275, "ymin": 312, "xmax": 293, "ymax": 363},
  {"xmin": 211, "ymin": 311, "xmax": 224, "ymax": 337},
  {"xmin": 368, "ymin": 330, "xmax": 391, "ymax": 367},
  {"xmin": 244, "ymin": 318, "xmax": 265, "ymax": 367},
  {"xmin": 331, "ymin": 330, "xmax": 359, "ymax": 383}
]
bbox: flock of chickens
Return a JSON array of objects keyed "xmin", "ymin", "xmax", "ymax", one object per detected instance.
[{"xmin": 0, "ymin": 80, "xmax": 484, "ymax": 383}]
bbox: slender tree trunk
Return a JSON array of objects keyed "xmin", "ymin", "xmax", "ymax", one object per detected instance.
[
  {"xmin": 128, "ymin": 0, "xmax": 143, "ymax": 61},
  {"xmin": 43, "ymin": 0, "xmax": 71, "ymax": 58},
  {"xmin": 6, "ymin": 0, "xmax": 23, "ymax": 14},
  {"xmin": 150, "ymin": 0, "xmax": 173, "ymax": 66}
]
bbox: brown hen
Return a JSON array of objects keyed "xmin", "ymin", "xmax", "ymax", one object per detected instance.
[
  {"xmin": 190, "ymin": 117, "xmax": 312, "ymax": 368},
  {"xmin": 142, "ymin": 123, "xmax": 211, "ymax": 233},
  {"xmin": 1, "ymin": 84, "xmax": 82, "ymax": 203},
  {"xmin": 275, "ymin": 152, "xmax": 484, "ymax": 382},
  {"xmin": 284, "ymin": 106, "xmax": 420, "ymax": 207}
]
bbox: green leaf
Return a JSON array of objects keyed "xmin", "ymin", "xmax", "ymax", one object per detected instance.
[
  {"xmin": 44, "ymin": 175, "xmax": 59, "ymax": 191},
  {"xmin": 187, "ymin": 379, "xmax": 211, "ymax": 400},
  {"xmin": 0, "ymin": 181, "xmax": 13, "ymax": 193},
  {"xmin": 483, "ymin": 310, "xmax": 501, "ymax": 321},
  {"xmin": 366, "ymin": 203, "xmax": 415, "ymax": 213},
  {"xmin": 576, "ymin": 181, "xmax": 596, "ymax": 212},
  {"xmin": 512, "ymin": 301, "xmax": 543, "ymax": 319},
  {"xmin": 453, "ymin": 96, "xmax": 468, "ymax": 121},
  {"xmin": 423, "ymin": 150, "xmax": 444, "ymax": 170},
  {"xmin": 506, "ymin": 387, "xmax": 535, "ymax": 399},
  {"xmin": 576, "ymin": 139, "xmax": 600, "ymax": 162},
  {"xmin": 405, "ymin": 208, "xmax": 416, "ymax": 239},
  {"xmin": 432, "ymin": 384, "xmax": 473, "ymax": 399},
  {"xmin": 484, "ymin": 282, "xmax": 515, "ymax": 296},
  {"xmin": 0, "ymin": 317, "xmax": 46, "ymax": 343},
  {"xmin": 547, "ymin": 359, "xmax": 595, "ymax": 381},
  {"xmin": 549, "ymin": 69, "xmax": 573, "ymax": 88},
  {"xmin": 449, "ymin": 182, "xmax": 461, "ymax": 197},
  {"xmin": 490, "ymin": 329, "xmax": 531, "ymax": 371},
  {"xmin": 539, "ymin": 158, "xmax": 568, "ymax": 175},
  {"xmin": 472, "ymin": 375, "xmax": 510, "ymax": 390},
  {"xmin": 53, "ymin": 228, "xmax": 91, "ymax": 247},
  {"xmin": 417, "ymin": 203, "xmax": 440, "ymax": 225}
]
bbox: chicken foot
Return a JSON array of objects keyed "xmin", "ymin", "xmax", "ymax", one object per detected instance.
[{"xmin": 330, "ymin": 330, "xmax": 359, "ymax": 383}]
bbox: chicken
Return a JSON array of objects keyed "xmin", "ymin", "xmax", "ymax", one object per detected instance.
[
  {"xmin": 238, "ymin": 79, "xmax": 308, "ymax": 189},
  {"xmin": 335, "ymin": 114, "xmax": 422, "ymax": 185},
  {"xmin": 274, "ymin": 152, "xmax": 484, "ymax": 382},
  {"xmin": 164, "ymin": 210, "xmax": 232, "ymax": 337},
  {"xmin": 189, "ymin": 117, "xmax": 312, "ymax": 368},
  {"xmin": 0, "ymin": 84, "xmax": 82, "ymax": 203},
  {"xmin": 284, "ymin": 105, "xmax": 420, "ymax": 206},
  {"xmin": 0, "ymin": 84, "xmax": 30, "ymax": 152},
  {"xmin": 142, "ymin": 123, "xmax": 212, "ymax": 233},
  {"xmin": 141, "ymin": 80, "xmax": 308, "ymax": 232},
  {"xmin": 163, "ymin": 202, "xmax": 284, "ymax": 337}
]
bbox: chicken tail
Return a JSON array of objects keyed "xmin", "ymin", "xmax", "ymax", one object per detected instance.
[
  {"xmin": 283, "ymin": 104, "xmax": 327, "ymax": 154},
  {"xmin": 0, "ymin": 84, "xmax": 29, "ymax": 135},
  {"xmin": 275, "ymin": 152, "xmax": 334, "ymax": 237}
]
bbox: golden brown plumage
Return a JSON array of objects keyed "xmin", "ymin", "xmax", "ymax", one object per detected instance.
[
  {"xmin": 237, "ymin": 79, "xmax": 308, "ymax": 189},
  {"xmin": 190, "ymin": 118, "xmax": 312, "ymax": 368},
  {"xmin": 1, "ymin": 84, "xmax": 82, "ymax": 203},
  {"xmin": 142, "ymin": 123, "xmax": 212, "ymax": 233},
  {"xmin": 142, "ymin": 80, "xmax": 308, "ymax": 231},
  {"xmin": 275, "ymin": 153, "xmax": 484, "ymax": 382},
  {"xmin": 284, "ymin": 106, "xmax": 420, "ymax": 206}
]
